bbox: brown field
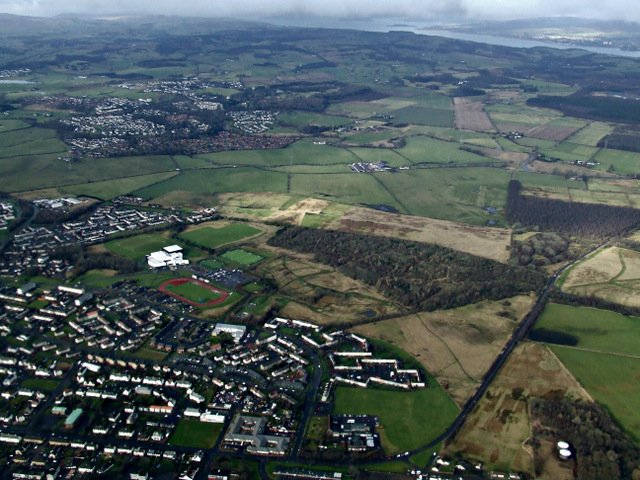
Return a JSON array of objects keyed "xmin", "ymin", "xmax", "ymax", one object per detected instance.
[
  {"xmin": 256, "ymin": 254, "xmax": 402, "ymax": 325},
  {"xmin": 619, "ymin": 248, "xmax": 640, "ymax": 280},
  {"xmin": 267, "ymin": 197, "xmax": 331, "ymax": 224},
  {"xmin": 562, "ymin": 246, "xmax": 622, "ymax": 288},
  {"xmin": 351, "ymin": 295, "xmax": 536, "ymax": 405},
  {"xmin": 453, "ymin": 98, "xmax": 495, "ymax": 131},
  {"xmin": 327, "ymin": 206, "xmax": 511, "ymax": 263},
  {"xmin": 569, "ymin": 283, "xmax": 640, "ymax": 308},
  {"xmin": 445, "ymin": 342, "xmax": 592, "ymax": 474},
  {"xmin": 525, "ymin": 125, "xmax": 578, "ymax": 141}
]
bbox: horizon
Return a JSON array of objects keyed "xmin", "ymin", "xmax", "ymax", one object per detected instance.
[{"xmin": 0, "ymin": 0, "xmax": 639, "ymax": 25}]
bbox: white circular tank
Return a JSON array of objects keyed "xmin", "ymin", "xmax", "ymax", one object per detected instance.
[
  {"xmin": 557, "ymin": 440, "xmax": 570, "ymax": 450},
  {"xmin": 559, "ymin": 448, "xmax": 572, "ymax": 460}
]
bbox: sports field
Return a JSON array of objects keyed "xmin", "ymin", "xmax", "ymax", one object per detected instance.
[
  {"xmin": 221, "ymin": 249, "xmax": 264, "ymax": 266},
  {"xmin": 332, "ymin": 386, "xmax": 459, "ymax": 455},
  {"xmin": 159, "ymin": 278, "xmax": 229, "ymax": 306},
  {"xmin": 179, "ymin": 223, "xmax": 262, "ymax": 249},
  {"xmin": 106, "ymin": 234, "xmax": 177, "ymax": 262}
]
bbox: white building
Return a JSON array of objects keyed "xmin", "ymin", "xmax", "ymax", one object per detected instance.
[{"xmin": 147, "ymin": 245, "xmax": 189, "ymax": 268}]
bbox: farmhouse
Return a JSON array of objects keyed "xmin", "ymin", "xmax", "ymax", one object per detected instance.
[{"xmin": 147, "ymin": 245, "xmax": 189, "ymax": 268}]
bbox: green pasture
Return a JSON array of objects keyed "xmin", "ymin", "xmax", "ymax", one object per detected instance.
[
  {"xmin": 347, "ymin": 147, "xmax": 408, "ymax": 167},
  {"xmin": 534, "ymin": 303, "xmax": 640, "ymax": 355},
  {"xmin": 0, "ymin": 135, "xmax": 67, "ymax": 158},
  {"xmin": 345, "ymin": 130, "xmax": 400, "ymax": 144},
  {"xmin": 163, "ymin": 280, "xmax": 225, "ymax": 304},
  {"xmin": 593, "ymin": 149, "xmax": 640, "ymax": 175},
  {"xmin": 550, "ymin": 346, "xmax": 640, "ymax": 441},
  {"xmin": 377, "ymin": 167, "xmax": 510, "ymax": 224},
  {"xmin": 566, "ymin": 122, "xmax": 614, "ymax": 146},
  {"xmin": 398, "ymin": 136, "xmax": 490, "ymax": 165},
  {"xmin": 199, "ymin": 141, "xmax": 358, "ymax": 167},
  {"xmin": 221, "ymin": 249, "xmax": 263, "ymax": 266},
  {"xmin": 541, "ymin": 141, "xmax": 599, "ymax": 162},
  {"xmin": 333, "ymin": 386, "xmax": 459, "ymax": 455},
  {"xmin": 169, "ymin": 420, "xmax": 223, "ymax": 449},
  {"xmin": 179, "ymin": 223, "xmax": 262, "ymax": 249},
  {"xmin": 134, "ymin": 167, "xmax": 288, "ymax": 199},
  {"xmin": 58, "ymin": 171, "xmax": 179, "ymax": 200},
  {"xmin": 0, "ymin": 126, "xmax": 58, "ymax": 147},
  {"xmin": 289, "ymin": 172, "xmax": 401, "ymax": 211},
  {"xmin": 0, "ymin": 153, "xmax": 175, "ymax": 193}
]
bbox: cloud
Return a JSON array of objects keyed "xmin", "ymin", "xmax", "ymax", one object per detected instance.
[{"xmin": 0, "ymin": 0, "xmax": 638, "ymax": 23}]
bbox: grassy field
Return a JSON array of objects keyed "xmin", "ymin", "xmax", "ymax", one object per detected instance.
[
  {"xmin": 168, "ymin": 420, "xmax": 223, "ymax": 449},
  {"xmin": 550, "ymin": 345, "xmax": 640, "ymax": 441},
  {"xmin": 593, "ymin": 148, "xmax": 640, "ymax": 175},
  {"xmin": 531, "ymin": 303, "xmax": 640, "ymax": 440},
  {"xmin": 533, "ymin": 303, "xmax": 640, "ymax": 356},
  {"xmin": 333, "ymin": 385, "xmax": 458, "ymax": 455},
  {"xmin": 179, "ymin": 223, "xmax": 262, "ymax": 249},
  {"xmin": 21, "ymin": 378, "xmax": 59, "ymax": 391},
  {"xmin": 566, "ymin": 122, "xmax": 614, "ymax": 146},
  {"xmin": 106, "ymin": 234, "xmax": 180, "ymax": 262},
  {"xmin": 221, "ymin": 249, "xmax": 263, "ymax": 265},
  {"xmin": 200, "ymin": 258, "xmax": 225, "ymax": 270},
  {"xmin": 541, "ymin": 141, "xmax": 600, "ymax": 163},
  {"xmin": 332, "ymin": 386, "xmax": 458, "ymax": 455}
]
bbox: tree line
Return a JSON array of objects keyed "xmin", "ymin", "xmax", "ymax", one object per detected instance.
[
  {"xmin": 506, "ymin": 180, "xmax": 640, "ymax": 237},
  {"xmin": 267, "ymin": 226, "xmax": 547, "ymax": 311}
]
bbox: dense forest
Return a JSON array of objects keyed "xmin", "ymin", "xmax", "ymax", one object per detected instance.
[
  {"xmin": 531, "ymin": 398, "xmax": 640, "ymax": 480},
  {"xmin": 268, "ymin": 226, "xmax": 547, "ymax": 311},
  {"xmin": 505, "ymin": 180, "xmax": 640, "ymax": 237}
]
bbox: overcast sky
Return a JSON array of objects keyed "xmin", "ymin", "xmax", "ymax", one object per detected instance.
[{"xmin": 0, "ymin": 0, "xmax": 639, "ymax": 24}]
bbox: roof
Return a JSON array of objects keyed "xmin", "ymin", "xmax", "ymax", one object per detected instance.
[{"xmin": 163, "ymin": 245, "xmax": 183, "ymax": 253}]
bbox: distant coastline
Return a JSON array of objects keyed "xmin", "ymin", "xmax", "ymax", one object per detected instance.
[{"xmin": 265, "ymin": 17, "xmax": 640, "ymax": 58}]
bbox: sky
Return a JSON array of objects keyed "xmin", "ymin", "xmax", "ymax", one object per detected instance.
[{"xmin": 0, "ymin": 0, "xmax": 638, "ymax": 24}]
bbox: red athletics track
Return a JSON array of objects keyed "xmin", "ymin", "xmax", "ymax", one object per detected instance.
[{"xmin": 158, "ymin": 278, "xmax": 229, "ymax": 306}]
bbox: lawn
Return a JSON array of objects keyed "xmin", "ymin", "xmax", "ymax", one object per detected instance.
[
  {"xmin": 332, "ymin": 386, "xmax": 459, "ymax": 455},
  {"xmin": 221, "ymin": 249, "xmax": 264, "ymax": 266},
  {"xmin": 106, "ymin": 234, "xmax": 203, "ymax": 263},
  {"xmin": 200, "ymin": 258, "xmax": 225, "ymax": 270},
  {"xmin": 179, "ymin": 223, "xmax": 262, "ymax": 249},
  {"xmin": 169, "ymin": 420, "xmax": 224, "ymax": 449}
]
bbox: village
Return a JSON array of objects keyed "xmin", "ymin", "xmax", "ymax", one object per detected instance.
[{"xmin": 0, "ymin": 270, "xmax": 429, "ymax": 479}]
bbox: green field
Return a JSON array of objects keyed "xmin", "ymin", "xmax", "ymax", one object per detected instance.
[
  {"xmin": 168, "ymin": 420, "xmax": 223, "ymax": 449},
  {"xmin": 163, "ymin": 280, "xmax": 225, "ymax": 304},
  {"xmin": 200, "ymin": 258, "xmax": 225, "ymax": 270},
  {"xmin": 593, "ymin": 149, "xmax": 640, "ymax": 175},
  {"xmin": 540, "ymin": 141, "xmax": 600, "ymax": 163},
  {"xmin": 534, "ymin": 303, "xmax": 640, "ymax": 355},
  {"xmin": 106, "ymin": 234, "xmax": 179, "ymax": 262},
  {"xmin": 533, "ymin": 303, "xmax": 640, "ymax": 440},
  {"xmin": 549, "ymin": 345, "xmax": 640, "ymax": 441},
  {"xmin": 566, "ymin": 122, "xmax": 614, "ymax": 146},
  {"xmin": 221, "ymin": 249, "xmax": 263, "ymax": 265},
  {"xmin": 332, "ymin": 387, "xmax": 459, "ymax": 455},
  {"xmin": 179, "ymin": 223, "xmax": 262, "ymax": 249}
]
